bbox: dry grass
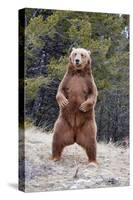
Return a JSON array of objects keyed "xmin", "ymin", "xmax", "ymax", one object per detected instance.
[{"xmin": 20, "ymin": 127, "xmax": 129, "ymax": 192}]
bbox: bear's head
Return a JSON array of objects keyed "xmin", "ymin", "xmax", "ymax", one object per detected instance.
[{"xmin": 69, "ymin": 48, "xmax": 91, "ymax": 70}]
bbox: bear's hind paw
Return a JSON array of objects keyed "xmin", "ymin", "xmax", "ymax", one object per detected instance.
[
  {"xmin": 88, "ymin": 161, "xmax": 99, "ymax": 168},
  {"xmin": 50, "ymin": 156, "xmax": 61, "ymax": 162}
]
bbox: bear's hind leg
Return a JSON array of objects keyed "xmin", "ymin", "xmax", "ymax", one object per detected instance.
[
  {"xmin": 76, "ymin": 120, "xmax": 97, "ymax": 164},
  {"xmin": 52, "ymin": 134, "xmax": 64, "ymax": 161},
  {"xmin": 52, "ymin": 117, "xmax": 74, "ymax": 161}
]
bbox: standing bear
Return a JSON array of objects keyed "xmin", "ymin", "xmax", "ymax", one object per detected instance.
[{"xmin": 51, "ymin": 48, "xmax": 98, "ymax": 165}]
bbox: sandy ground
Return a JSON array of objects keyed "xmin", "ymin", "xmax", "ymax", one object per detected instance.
[{"xmin": 20, "ymin": 128, "xmax": 129, "ymax": 192}]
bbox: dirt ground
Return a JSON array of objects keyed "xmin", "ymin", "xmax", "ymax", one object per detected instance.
[{"xmin": 20, "ymin": 128, "xmax": 129, "ymax": 192}]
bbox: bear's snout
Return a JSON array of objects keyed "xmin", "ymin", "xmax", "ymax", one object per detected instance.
[
  {"xmin": 74, "ymin": 54, "xmax": 82, "ymax": 66},
  {"xmin": 75, "ymin": 59, "xmax": 80, "ymax": 65}
]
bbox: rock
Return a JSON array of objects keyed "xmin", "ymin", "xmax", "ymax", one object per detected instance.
[{"xmin": 106, "ymin": 177, "xmax": 119, "ymax": 185}]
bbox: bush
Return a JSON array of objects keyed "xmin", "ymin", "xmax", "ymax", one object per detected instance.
[
  {"xmin": 48, "ymin": 56, "xmax": 68, "ymax": 79},
  {"xmin": 25, "ymin": 76, "xmax": 50, "ymax": 100}
]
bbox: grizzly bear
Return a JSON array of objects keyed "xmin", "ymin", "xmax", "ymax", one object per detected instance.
[{"xmin": 51, "ymin": 48, "xmax": 98, "ymax": 165}]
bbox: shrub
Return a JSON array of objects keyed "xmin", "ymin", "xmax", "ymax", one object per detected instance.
[
  {"xmin": 25, "ymin": 76, "xmax": 50, "ymax": 100},
  {"xmin": 48, "ymin": 56, "xmax": 68, "ymax": 79}
]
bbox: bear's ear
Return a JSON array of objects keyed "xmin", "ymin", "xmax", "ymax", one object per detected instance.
[
  {"xmin": 72, "ymin": 47, "xmax": 76, "ymax": 51},
  {"xmin": 88, "ymin": 50, "xmax": 91, "ymax": 55}
]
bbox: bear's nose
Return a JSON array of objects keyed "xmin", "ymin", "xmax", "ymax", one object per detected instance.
[{"xmin": 75, "ymin": 59, "xmax": 80, "ymax": 64}]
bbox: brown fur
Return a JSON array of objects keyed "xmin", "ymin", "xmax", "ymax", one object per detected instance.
[{"xmin": 52, "ymin": 49, "xmax": 98, "ymax": 164}]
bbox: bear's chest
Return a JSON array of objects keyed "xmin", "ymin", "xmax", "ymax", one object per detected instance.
[
  {"xmin": 64, "ymin": 75, "xmax": 90, "ymax": 104},
  {"xmin": 61, "ymin": 74, "xmax": 93, "ymax": 127}
]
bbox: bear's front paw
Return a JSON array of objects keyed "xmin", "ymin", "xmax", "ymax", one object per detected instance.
[
  {"xmin": 59, "ymin": 98, "xmax": 69, "ymax": 108},
  {"xmin": 79, "ymin": 101, "xmax": 90, "ymax": 112}
]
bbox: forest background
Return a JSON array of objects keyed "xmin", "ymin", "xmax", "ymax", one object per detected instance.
[{"xmin": 20, "ymin": 8, "xmax": 129, "ymax": 143}]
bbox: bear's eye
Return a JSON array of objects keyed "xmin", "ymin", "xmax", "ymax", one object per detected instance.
[
  {"xmin": 81, "ymin": 54, "xmax": 84, "ymax": 57},
  {"xmin": 74, "ymin": 53, "xmax": 77, "ymax": 56}
]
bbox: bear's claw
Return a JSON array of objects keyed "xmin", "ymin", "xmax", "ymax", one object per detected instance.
[{"xmin": 50, "ymin": 156, "xmax": 61, "ymax": 161}]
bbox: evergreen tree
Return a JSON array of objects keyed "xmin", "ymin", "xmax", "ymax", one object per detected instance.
[{"xmin": 23, "ymin": 9, "xmax": 129, "ymax": 142}]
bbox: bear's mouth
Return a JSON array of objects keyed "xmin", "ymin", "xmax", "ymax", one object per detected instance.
[
  {"xmin": 75, "ymin": 63, "xmax": 81, "ymax": 67},
  {"xmin": 75, "ymin": 64, "xmax": 82, "ymax": 69}
]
